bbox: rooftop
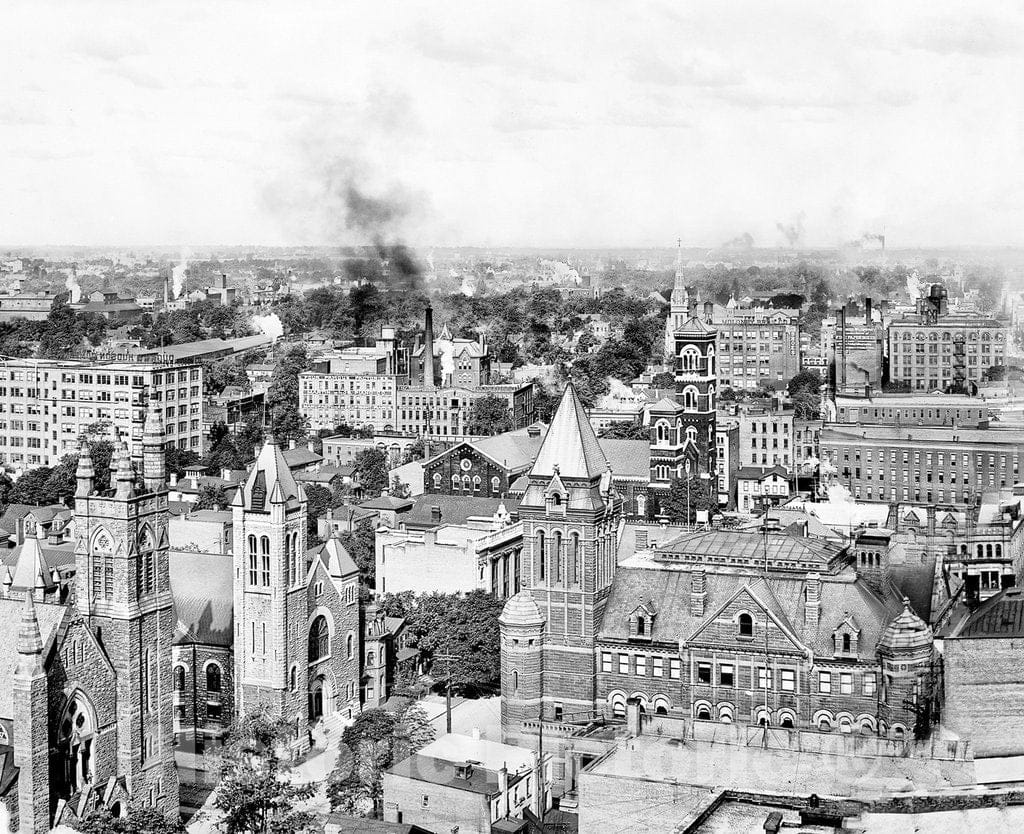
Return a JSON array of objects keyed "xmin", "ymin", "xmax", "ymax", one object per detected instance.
[{"xmin": 951, "ymin": 587, "xmax": 1024, "ymax": 639}]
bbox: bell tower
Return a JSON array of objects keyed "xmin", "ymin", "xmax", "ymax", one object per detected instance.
[
  {"xmin": 671, "ymin": 314, "xmax": 718, "ymax": 478},
  {"xmin": 73, "ymin": 401, "xmax": 179, "ymax": 814},
  {"xmin": 231, "ymin": 434, "xmax": 310, "ymax": 732}
]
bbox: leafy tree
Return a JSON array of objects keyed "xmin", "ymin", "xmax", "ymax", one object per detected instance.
[
  {"xmin": 37, "ymin": 295, "xmax": 84, "ymax": 359},
  {"xmin": 337, "ymin": 521, "xmax": 376, "ymax": 587},
  {"xmin": 466, "ymin": 395, "xmax": 513, "ymax": 436},
  {"xmin": 166, "ymin": 448, "xmax": 201, "ymax": 478},
  {"xmin": 792, "ymin": 389, "xmax": 820, "ymax": 420},
  {"xmin": 195, "ymin": 484, "xmax": 229, "ymax": 511},
  {"xmin": 400, "ymin": 437, "xmax": 426, "ymax": 465},
  {"xmin": 10, "ymin": 467, "xmax": 54, "ymax": 506},
  {"xmin": 214, "ymin": 710, "xmax": 316, "ymax": 834},
  {"xmin": 236, "ymin": 416, "xmax": 266, "ymax": 462},
  {"xmin": 327, "ymin": 703, "xmax": 435, "ymax": 817},
  {"xmin": 599, "ymin": 420, "xmax": 648, "ymax": 440},
  {"xmin": 0, "ymin": 470, "xmax": 14, "ymax": 514},
  {"xmin": 660, "ymin": 476, "xmax": 714, "ymax": 524},
  {"xmin": 404, "ymin": 590, "xmax": 504, "ymax": 695},
  {"xmin": 354, "ymin": 448, "xmax": 388, "ymax": 497},
  {"xmin": 389, "ymin": 475, "xmax": 411, "ymax": 499},
  {"xmin": 72, "ymin": 806, "xmax": 185, "ymax": 834},
  {"xmin": 379, "ymin": 591, "xmax": 415, "ymax": 620},
  {"xmin": 206, "ymin": 433, "xmax": 246, "ymax": 473},
  {"xmin": 787, "ymin": 370, "xmax": 822, "ymax": 397},
  {"xmin": 304, "ymin": 484, "xmax": 332, "ymax": 541},
  {"xmin": 651, "ymin": 371, "xmax": 676, "ymax": 389}
]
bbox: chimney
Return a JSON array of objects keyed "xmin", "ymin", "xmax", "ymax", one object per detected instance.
[
  {"xmin": 864, "ymin": 297, "xmax": 873, "ymax": 326},
  {"xmin": 169, "ymin": 472, "xmax": 178, "ymax": 487},
  {"xmin": 703, "ymin": 301, "xmax": 714, "ymax": 322},
  {"xmin": 289, "ymin": 439, "xmax": 297, "ymax": 450},
  {"xmin": 497, "ymin": 766, "xmax": 509, "ymax": 819},
  {"xmin": 307, "ymin": 438, "xmax": 315, "ymax": 453},
  {"xmin": 423, "ymin": 305, "xmax": 436, "ymax": 388},
  {"xmin": 635, "ymin": 528, "xmax": 648, "ymax": 551},
  {"xmin": 222, "ymin": 468, "xmax": 231, "ymax": 481},
  {"xmin": 691, "ymin": 567, "xmax": 707, "ymax": 616},
  {"xmin": 430, "ymin": 506, "xmax": 442, "ymax": 524},
  {"xmin": 15, "ymin": 517, "xmax": 24, "ymax": 546},
  {"xmin": 805, "ymin": 572, "xmax": 821, "ymax": 628}
]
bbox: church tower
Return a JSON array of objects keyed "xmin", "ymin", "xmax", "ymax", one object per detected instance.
[
  {"xmin": 73, "ymin": 401, "xmax": 179, "ymax": 814},
  {"xmin": 231, "ymin": 435, "xmax": 310, "ymax": 734},
  {"xmin": 663, "ymin": 239, "xmax": 691, "ymax": 361},
  {"xmin": 500, "ymin": 384, "xmax": 621, "ymax": 767},
  {"xmin": 670, "ymin": 312, "xmax": 718, "ymax": 479}
]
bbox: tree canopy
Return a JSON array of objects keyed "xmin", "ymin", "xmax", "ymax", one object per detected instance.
[{"xmin": 659, "ymin": 475, "xmax": 715, "ymax": 524}]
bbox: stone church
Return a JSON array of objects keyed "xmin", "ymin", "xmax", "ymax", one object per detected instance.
[{"xmin": 0, "ymin": 404, "xmax": 367, "ymax": 831}]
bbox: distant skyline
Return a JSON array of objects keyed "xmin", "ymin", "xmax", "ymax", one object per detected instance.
[{"xmin": 2, "ymin": 1, "xmax": 1022, "ymax": 249}]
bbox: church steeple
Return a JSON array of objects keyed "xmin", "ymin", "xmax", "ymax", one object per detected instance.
[{"xmin": 529, "ymin": 383, "xmax": 607, "ymax": 482}]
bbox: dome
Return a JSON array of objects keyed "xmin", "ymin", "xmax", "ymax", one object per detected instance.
[
  {"xmin": 878, "ymin": 597, "xmax": 932, "ymax": 652},
  {"xmin": 499, "ymin": 591, "xmax": 544, "ymax": 628}
]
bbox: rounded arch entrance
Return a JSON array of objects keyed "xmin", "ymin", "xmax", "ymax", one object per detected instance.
[{"xmin": 309, "ymin": 673, "xmax": 335, "ymax": 722}]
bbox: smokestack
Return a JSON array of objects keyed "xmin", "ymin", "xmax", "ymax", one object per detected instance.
[
  {"xmin": 864, "ymin": 297, "xmax": 872, "ymax": 326},
  {"xmin": 837, "ymin": 308, "xmax": 847, "ymax": 391},
  {"xmin": 424, "ymin": 305, "xmax": 436, "ymax": 389}
]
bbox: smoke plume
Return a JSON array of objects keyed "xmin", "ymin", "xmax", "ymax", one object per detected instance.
[
  {"xmin": 775, "ymin": 213, "xmax": 805, "ymax": 247},
  {"xmin": 65, "ymin": 268, "xmax": 82, "ymax": 304},
  {"xmin": 252, "ymin": 313, "xmax": 284, "ymax": 342},
  {"xmin": 171, "ymin": 259, "xmax": 188, "ymax": 299},
  {"xmin": 720, "ymin": 232, "xmax": 754, "ymax": 249}
]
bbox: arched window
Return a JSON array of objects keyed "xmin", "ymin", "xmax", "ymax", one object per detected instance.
[
  {"xmin": 346, "ymin": 633, "xmax": 354, "ymax": 659},
  {"xmin": 473, "ymin": 475, "xmax": 481, "ymax": 492},
  {"xmin": 248, "ymin": 535, "xmax": 258, "ymax": 585},
  {"xmin": 553, "ymin": 531, "xmax": 562, "ymax": 582},
  {"xmin": 696, "ymin": 705, "xmax": 712, "ymax": 720},
  {"xmin": 537, "ymin": 530, "xmax": 546, "ymax": 581},
  {"xmin": 462, "ymin": 474, "xmax": 472, "ymax": 491},
  {"xmin": 683, "ymin": 386, "xmax": 698, "ymax": 410},
  {"xmin": 818, "ymin": 716, "xmax": 832, "ymax": 732},
  {"xmin": 309, "ymin": 616, "xmax": 330, "ymax": 662},
  {"xmin": 636, "ymin": 616, "xmax": 645, "ymax": 635},
  {"xmin": 289, "ymin": 666, "xmax": 297, "ymax": 692},
  {"xmin": 686, "ymin": 426, "xmax": 698, "ymax": 445},
  {"xmin": 173, "ymin": 666, "xmax": 185, "ymax": 691},
  {"xmin": 738, "ymin": 613, "xmax": 753, "ymax": 637},
  {"xmin": 977, "ymin": 544, "xmax": 984, "ymax": 558},
  {"xmin": 986, "ymin": 544, "xmax": 993, "ymax": 558},
  {"xmin": 512, "ymin": 671, "xmax": 519, "ymax": 693},
  {"xmin": 842, "ymin": 633, "xmax": 851, "ymax": 653},
  {"xmin": 569, "ymin": 534, "xmax": 579, "ymax": 586},
  {"xmin": 433, "ymin": 473, "xmax": 442, "ymax": 489},
  {"xmin": 451, "ymin": 474, "xmax": 460, "ymax": 491},
  {"xmin": 491, "ymin": 476, "xmax": 500, "ymax": 494},
  {"xmin": 996, "ymin": 544, "xmax": 1002, "ymax": 558},
  {"xmin": 206, "ymin": 664, "xmax": 221, "ymax": 693},
  {"xmin": 656, "ymin": 421, "xmax": 669, "ymax": 444},
  {"xmin": 58, "ymin": 693, "xmax": 95, "ymax": 794},
  {"xmin": 367, "ymin": 651, "xmax": 376, "ymax": 666},
  {"xmin": 780, "ymin": 714, "xmax": 795, "ymax": 729}
]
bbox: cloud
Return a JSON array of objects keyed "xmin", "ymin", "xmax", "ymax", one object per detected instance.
[
  {"xmin": 67, "ymin": 30, "xmax": 148, "ymax": 64},
  {"xmin": 907, "ymin": 15, "xmax": 1022, "ymax": 57},
  {"xmin": 627, "ymin": 53, "xmax": 743, "ymax": 90}
]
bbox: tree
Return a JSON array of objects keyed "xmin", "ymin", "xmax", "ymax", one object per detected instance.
[
  {"xmin": 304, "ymin": 484, "xmax": 332, "ymax": 541},
  {"xmin": 651, "ymin": 371, "xmax": 676, "ymax": 389},
  {"xmin": 214, "ymin": 710, "xmax": 316, "ymax": 834},
  {"xmin": 599, "ymin": 421, "xmax": 648, "ymax": 440},
  {"xmin": 37, "ymin": 294, "xmax": 83, "ymax": 359},
  {"xmin": 787, "ymin": 370, "xmax": 822, "ymax": 398},
  {"xmin": 354, "ymin": 448, "xmax": 388, "ymax": 497},
  {"xmin": 206, "ymin": 433, "xmax": 246, "ymax": 473},
  {"xmin": 337, "ymin": 521, "xmax": 376, "ymax": 587},
  {"xmin": 72, "ymin": 806, "xmax": 185, "ymax": 834},
  {"xmin": 660, "ymin": 475, "xmax": 714, "ymax": 524},
  {"xmin": 792, "ymin": 389, "xmax": 820, "ymax": 420},
  {"xmin": 166, "ymin": 448, "xmax": 201, "ymax": 478},
  {"xmin": 10, "ymin": 467, "xmax": 54, "ymax": 506},
  {"xmin": 389, "ymin": 475, "xmax": 411, "ymax": 499},
  {"xmin": 401, "ymin": 437, "xmax": 426, "ymax": 465},
  {"xmin": 327, "ymin": 702, "xmax": 435, "ymax": 818},
  {"xmin": 195, "ymin": 484, "xmax": 229, "ymax": 511},
  {"xmin": 465, "ymin": 395, "xmax": 513, "ymax": 436},
  {"xmin": 0, "ymin": 470, "xmax": 13, "ymax": 514}
]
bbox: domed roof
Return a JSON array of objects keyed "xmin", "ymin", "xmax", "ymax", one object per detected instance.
[
  {"xmin": 499, "ymin": 591, "xmax": 544, "ymax": 628},
  {"xmin": 878, "ymin": 597, "xmax": 932, "ymax": 652}
]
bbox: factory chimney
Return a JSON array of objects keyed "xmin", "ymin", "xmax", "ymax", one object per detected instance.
[
  {"xmin": 424, "ymin": 305, "xmax": 436, "ymax": 389},
  {"xmin": 864, "ymin": 297, "xmax": 872, "ymax": 326}
]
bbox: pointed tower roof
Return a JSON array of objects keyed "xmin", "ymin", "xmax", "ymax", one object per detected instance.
[
  {"xmin": 529, "ymin": 384, "xmax": 608, "ymax": 480},
  {"xmin": 11, "ymin": 536, "xmax": 53, "ymax": 592},
  {"xmin": 320, "ymin": 536, "xmax": 358, "ymax": 578},
  {"xmin": 17, "ymin": 592, "xmax": 43, "ymax": 663},
  {"xmin": 878, "ymin": 597, "xmax": 931, "ymax": 652},
  {"xmin": 240, "ymin": 434, "xmax": 301, "ymax": 510}
]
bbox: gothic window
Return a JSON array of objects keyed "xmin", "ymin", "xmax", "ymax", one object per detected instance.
[
  {"xmin": 248, "ymin": 535, "xmax": 258, "ymax": 585},
  {"xmin": 656, "ymin": 421, "xmax": 669, "ymax": 444},
  {"xmin": 260, "ymin": 536, "xmax": 271, "ymax": 586},
  {"xmin": 433, "ymin": 473, "xmax": 442, "ymax": 489},
  {"xmin": 139, "ymin": 528, "xmax": 156, "ymax": 595},
  {"xmin": 451, "ymin": 474, "xmax": 460, "ymax": 491},
  {"xmin": 206, "ymin": 663, "xmax": 222, "ymax": 692},
  {"xmin": 552, "ymin": 531, "xmax": 562, "ymax": 582},
  {"xmin": 462, "ymin": 474, "xmax": 471, "ymax": 491},
  {"xmin": 537, "ymin": 530, "xmax": 546, "ymax": 581},
  {"xmin": 682, "ymin": 386, "xmax": 699, "ymax": 410},
  {"xmin": 686, "ymin": 426, "xmax": 698, "ymax": 445},
  {"xmin": 738, "ymin": 613, "xmax": 753, "ymax": 637},
  {"xmin": 681, "ymin": 346, "xmax": 701, "ymax": 372},
  {"xmin": 346, "ymin": 633, "xmax": 354, "ymax": 659},
  {"xmin": 91, "ymin": 529, "xmax": 114, "ymax": 601},
  {"xmin": 491, "ymin": 476, "xmax": 500, "ymax": 494},
  {"xmin": 473, "ymin": 475, "xmax": 481, "ymax": 492},
  {"xmin": 569, "ymin": 533, "xmax": 579, "ymax": 586},
  {"xmin": 58, "ymin": 693, "xmax": 95, "ymax": 795},
  {"xmin": 173, "ymin": 666, "xmax": 185, "ymax": 691},
  {"xmin": 309, "ymin": 615, "xmax": 330, "ymax": 662},
  {"xmin": 289, "ymin": 666, "xmax": 297, "ymax": 692}
]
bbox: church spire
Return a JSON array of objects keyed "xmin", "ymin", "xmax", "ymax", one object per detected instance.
[
  {"xmin": 529, "ymin": 383, "xmax": 608, "ymax": 481},
  {"xmin": 16, "ymin": 593, "xmax": 43, "ymax": 673},
  {"xmin": 75, "ymin": 439, "xmax": 94, "ymax": 497},
  {"xmin": 142, "ymin": 399, "xmax": 166, "ymax": 492}
]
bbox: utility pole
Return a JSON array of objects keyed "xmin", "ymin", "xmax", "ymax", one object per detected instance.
[{"xmin": 434, "ymin": 651, "xmax": 462, "ymax": 734}]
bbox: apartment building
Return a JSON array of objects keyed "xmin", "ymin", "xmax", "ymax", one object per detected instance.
[
  {"xmin": 738, "ymin": 404, "xmax": 794, "ymax": 471},
  {"xmin": 0, "ymin": 358, "xmax": 203, "ymax": 471},
  {"xmin": 820, "ymin": 424, "xmax": 1023, "ymax": 506},
  {"xmin": 715, "ymin": 419, "xmax": 740, "ymax": 509},
  {"xmin": 714, "ymin": 307, "xmax": 801, "ymax": 390},
  {"xmin": 300, "ymin": 372, "xmax": 399, "ymax": 433},
  {"xmin": 888, "ymin": 285, "xmax": 1008, "ymax": 393}
]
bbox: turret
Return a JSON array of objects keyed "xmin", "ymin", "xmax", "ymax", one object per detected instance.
[
  {"xmin": 114, "ymin": 444, "xmax": 135, "ymax": 500},
  {"xmin": 877, "ymin": 597, "xmax": 934, "ymax": 738},
  {"xmin": 75, "ymin": 440, "xmax": 95, "ymax": 497},
  {"xmin": 142, "ymin": 399, "xmax": 167, "ymax": 492},
  {"xmin": 13, "ymin": 592, "xmax": 49, "ymax": 833},
  {"xmin": 499, "ymin": 592, "xmax": 545, "ymax": 730}
]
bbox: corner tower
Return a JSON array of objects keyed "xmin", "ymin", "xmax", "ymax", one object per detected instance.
[
  {"xmin": 500, "ymin": 384, "xmax": 621, "ymax": 756},
  {"xmin": 72, "ymin": 401, "xmax": 179, "ymax": 815},
  {"xmin": 231, "ymin": 434, "xmax": 310, "ymax": 729}
]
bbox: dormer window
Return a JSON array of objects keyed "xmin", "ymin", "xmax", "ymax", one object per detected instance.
[
  {"xmin": 738, "ymin": 613, "xmax": 753, "ymax": 637},
  {"xmin": 629, "ymin": 604, "xmax": 655, "ymax": 640},
  {"xmin": 551, "ymin": 493, "xmax": 561, "ymax": 507},
  {"xmin": 637, "ymin": 616, "xmax": 646, "ymax": 635}
]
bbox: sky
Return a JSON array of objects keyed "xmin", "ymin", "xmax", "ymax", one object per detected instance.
[{"xmin": 1, "ymin": 0, "xmax": 1022, "ymax": 249}]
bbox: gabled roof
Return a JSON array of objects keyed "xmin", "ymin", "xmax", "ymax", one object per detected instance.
[
  {"xmin": 674, "ymin": 315, "xmax": 715, "ymax": 336},
  {"xmin": 0, "ymin": 599, "xmax": 66, "ymax": 719},
  {"xmin": 236, "ymin": 435, "xmax": 302, "ymax": 511},
  {"xmin": 529, "ymin": 384, "xmax": 608, "ymax": 480},
  {"xmin": 953, "ymin": 587, "xmax": 1024, "ymax": 639},
  {"xmin": 313, "ymin": 537, "xmax": 359, "ymax": 579}
]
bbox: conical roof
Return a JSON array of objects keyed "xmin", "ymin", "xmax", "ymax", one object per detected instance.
[
  {"xmin": 499, "ymin": 591, "xmax": 544, "ymax": 627},
  {"xmin": 11, "ymin": 536, "xmax": 53, "ymax": 592},
  {"xmin": 878, "ymin": 597, "xmax": 931, "ymax": 652},
  {"xmin": 17, "ymin": 593, "xmax": 43, "ymax": 659},
  {"xmin": 529, "ymin": 384, "xmax": 608, "ymax": 481}
]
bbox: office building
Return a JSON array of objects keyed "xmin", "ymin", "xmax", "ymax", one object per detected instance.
[{"xmin": 714, "ymin": 306, "xmax": 801, "ymax": 391}]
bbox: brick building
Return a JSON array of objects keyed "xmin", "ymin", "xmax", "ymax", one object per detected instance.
[
  {"xmin": 738, "ymin": 403, "xmax": 795, "ymax": 471},
  {"xmin": 714, "ymin": 306, "xmax": 801, "ymax": 391}
]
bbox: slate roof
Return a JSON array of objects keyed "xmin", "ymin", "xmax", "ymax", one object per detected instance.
[
  {"xmin": 599, "ymin": 439, "xmax": 650, "ymax": 479},
  {"xmin": 282, "ymin": 447, "xmax": 323, "ymax": 469},
  {"xmin": 237, "ymin": 436, "xmax": 302, "ymax": 510},
  {"xmin": 312, "ymin": 537, "xmax": 358, "ymax": 578},
  {"xmin": 654, "ymin": 528, "xmax": 843, "ymax": 569},
  {"xmin": 952, "ymin": 587, "xmax": 1024, "ymax": 639},
  {"xmin": 0, "ymin": 599, "xmax": 65, "ymax": 718},
  {"xmin": 169, "ymin": 550, "xmax": 233, "ymax": 647},
  {"xmin": 600, "ymin": 556, "xmax": 902, "ymax": 662},
  {"xmin": 530, "ymin": 384, "xmax": 608, "ymax": 480},
  {"xmin": 736, "ymin": 466, "xmax": 793, "ymax": 482},
  {"xmin": 387, "ymin": 754, "xmax": 509, "ymax": 795},
  {"xmin": 402, "ymin": 494, "xmax": 520, "ymax": 530}
]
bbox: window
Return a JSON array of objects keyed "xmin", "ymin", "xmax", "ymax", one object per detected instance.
[
  {"xmin": 206, "ymin": 664, "xmax": 221, "ymax": 693},
  {"xmin": 757, "ymin": 667, "xmax": 771, "ymax": 689},
  {"xmin": 347, "ymin": 634, "xmax": 354, "ymax": 658},
  {"xmin": 601, "ymin": 652, "xmax": 612, "ymax": 673},
  {"xmin": 863, "ymin": 673, "xmax": 877, "ymax": 697},
  {"xmin": 669, "ymin": 658, "xmax": 681, "ymax": 679},
  {"xmin": 618, "ymin": 654, "xmax": 629, "ymax": 675},
  {"xmin": 652, "ymin": 657, "xmax": 664, "ymax": 678},
  {"xmin": 738, "ymin": 613, "xmax": 753, "ymax": 637},
  {"xmin": 308, "ymin": 616, "xmax": 330, "ymax": 662},
  {"xmin": 719, "ymin": 664, "xmax": 734, "ymax": 686},
  {"xmin": 818, "ymin": 671, "xmax": 831, "ymax": 694},
  {"xmin": 635, "ymin": 655, "xmax": 647, "ymax": 676},
  {"xmin": 780, "ymin": 669, "xmax": 795, "ymax": 692},
  {"xmin": 247, "ymin": 535, "xmax": 258, "ymax": 584},
  {"xmin": 174, "ymin": 666, "xmax": 185, "ymax": 691},
  {"xmin": 697, "ymin": 662, "xmax": 711, "ymax": 684},
  {"xmin": 260, "ymin": 536, "xmax": 271, "ymax": 586},
  {"xmin": 840, "ymin": 673, "xmax": 853, "ymax": 695},
  {"xmin": 289, "ymin": 666, "xmax": 297, "ymax": 692}
]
